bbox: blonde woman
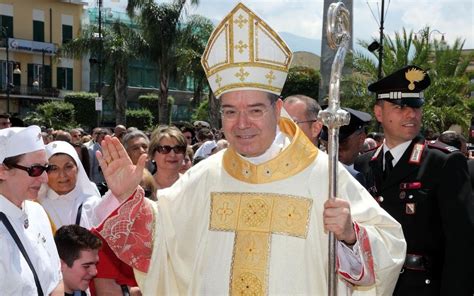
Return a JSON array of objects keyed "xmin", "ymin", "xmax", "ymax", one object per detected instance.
[{"xmin": 149, "ymin": 126, "xmax": 187, "ymax": 190}]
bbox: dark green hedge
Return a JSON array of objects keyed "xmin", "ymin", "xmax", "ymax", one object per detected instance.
[
  {"xmin": 126, "ymin": 108, "xmax": 153, "ymax": 131},
  {"xmin": 138, "ymin": 93, "xmax": 159, "ymax": 124},
  {"xmin": 64, "ymin": 92, "xmax": 98, "ymax": 130},
  {"xmin": 23, "ymin": 101, "xmax": 76, "ymax": 130}
]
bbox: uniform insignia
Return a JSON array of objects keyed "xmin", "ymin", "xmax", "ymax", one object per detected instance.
[
  {"xmin": 409, "ymin": 143, "xmax": 424, "ymax": 164},
  {"xmin": 406, "ymin": 203, "xmax": 416, "ymax": 214},
  {"xmin": 24, "ymin": 218, "xmax": 29, "ymax": 229},
  {"xmin": 368, "ymin": 185, "xmax": 378, "ymax": 195},
  {"xmin": 405, "ymin": 68, "xmax": 425, "ymax": 91},
  {"xmin": 400, "ymin": 182, "xmax": 422, "ymax": 190},
  {"xmin": 427, "ymin": 140, "xmax": 458, "ymax": 153},
  {"xmin": 399, "ymin": 191, "xmax": 406, "ymax": 199}
]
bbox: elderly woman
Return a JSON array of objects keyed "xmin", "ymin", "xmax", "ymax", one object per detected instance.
[
  {"xmin": 0, "ymin": 125, "xmax": 63, "ymax": 295},
  {"xmin": 38, "ymin": 141, "xmax": 105, "ymax": 231},
  {"xmin": 149, "ymin": 126, "xmax": 187, "ymax": 189}
]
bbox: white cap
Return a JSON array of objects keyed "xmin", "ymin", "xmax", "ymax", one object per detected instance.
[
  {"xmin": 0, "ymin": 125, "xmax": 44, "ymax": 163},
  {"xmin": 201, "ymin": 2, "xmax": 293, "ymax": 97},
  {"xmin": 194, "ymin": 140, "xmax": 218, "ymax": 159}
]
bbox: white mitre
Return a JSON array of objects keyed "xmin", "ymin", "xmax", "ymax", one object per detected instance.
[{"xmin": 201, "ymin": 2, "xmax": 293, "ymax": 97}]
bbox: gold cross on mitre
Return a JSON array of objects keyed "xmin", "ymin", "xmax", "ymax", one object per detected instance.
[
  {"xmin": 201, "ymin": 2, "xmax": 293, "ymax": 98},
  {"xmin": 210, "ymin": 192, "xmax": 312, "ymax": 295}
]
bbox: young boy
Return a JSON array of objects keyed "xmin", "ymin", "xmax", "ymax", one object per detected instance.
[{"xmin": 54, "ymin": 225, "xmax": 102, "ymax": 296}]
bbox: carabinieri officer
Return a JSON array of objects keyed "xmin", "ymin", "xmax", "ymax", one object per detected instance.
[{"xmin": 355, "ymin": 65, "xmax": 474, "ymax": 295}]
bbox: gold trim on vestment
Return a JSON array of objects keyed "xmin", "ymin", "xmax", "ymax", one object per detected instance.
[
  {"xmin": 223, "ymin": 117, "xmax": 318, "ymax": 184},
  {"xmin": 210, "ymin": 192, "xmax": 312, "ymax": 296}
]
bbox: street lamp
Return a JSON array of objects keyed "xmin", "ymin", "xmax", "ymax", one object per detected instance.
[
  {"xmin": 1, "ymin": 26, "xmax": 12, "ymax": 113},
  {"xmin": 414, "ymin": 28, "xmax": 445, "ymax": 42},
  {"xmin": 13, "ymin": 64, "xmax": 21, "ymax": 75},
  {"xmin": 366, "ymin": 0, "xmax": 386, "ymax": 80}
]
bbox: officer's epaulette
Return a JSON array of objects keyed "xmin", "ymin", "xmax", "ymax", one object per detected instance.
[{"xmin": 426, "ymin": 140, "xmax": 458, "ymax": 153}]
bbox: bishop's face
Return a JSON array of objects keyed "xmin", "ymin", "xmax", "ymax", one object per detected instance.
[{"xmin": 220, "ymin": 90, "xmax": 282, "ymax": 157}]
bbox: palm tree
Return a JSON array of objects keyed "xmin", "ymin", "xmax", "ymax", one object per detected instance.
[
  {"xmin": 175, "ymin": 14, "xmax": 215, "ymax": 124},
  {"xmin": 127, "ymin": 0, "xmax": 199, "ymax": 124},
  {"xmin": 344, "ymin": 26, "xmax": 472, "ymax": 133},
  {"xmin": 176, "ymin": 15, "xmax": 213, "ymax": 108},
  {"xmin": 422, "ymin": 36, "xmax": 473, "ymax": 133},
  {"xmin": 60, "ymin": 20, "xmax": 145, "ymax": 125}
]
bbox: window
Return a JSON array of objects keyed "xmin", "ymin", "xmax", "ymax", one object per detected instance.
[
  {"xmin": 33, "ymin": 20, "xmax": 44, "ymax": 42},
  {"xmin": 62, "ymin": 24, "xmax": 72, "ymax": 44},
  {"xmin": 57, "ymin": 67, "xmax": 73, "ymax": 90},
  {"xmin": 0, "ymin": 15, "xmax": 13, "ymax": 37}
]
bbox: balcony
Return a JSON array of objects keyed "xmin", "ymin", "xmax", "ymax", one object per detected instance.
[{"xmin": 0, "ymin": 84, "xmax": 60, "ymax": 99}]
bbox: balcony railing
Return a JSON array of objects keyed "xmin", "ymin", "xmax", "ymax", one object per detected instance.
[{"xmin": 0, "ymin": 84, "xmax": 60, "ymax": 98}]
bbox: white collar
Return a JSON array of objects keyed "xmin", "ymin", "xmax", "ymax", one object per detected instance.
[
  {"xmin": 0, "ymin": 194, "xmax": 28, "ymax": 222},
  {"xmin": 383, "ymin": 140, "xmax": 412, "ymax": 166},
  {"xmin": 241, "ymin": 126, "xmax": 290, "ymax": 165}
]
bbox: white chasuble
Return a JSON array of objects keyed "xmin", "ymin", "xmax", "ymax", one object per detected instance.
[{"xmin": 98, "ymin": 118, "xmax": 406, "ymax": 295}]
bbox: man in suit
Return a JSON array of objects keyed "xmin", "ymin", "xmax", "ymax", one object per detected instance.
[
  {"xmin": 320, "ymin": 107, "xmax": 372, "ymax": 187},
  {"xmin": 354, "ymin": 65, "xmax": 474, "ymax": 295}
]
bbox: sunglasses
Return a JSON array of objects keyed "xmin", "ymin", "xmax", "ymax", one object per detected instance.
[
  {"xmin": 156, "ymin": 145, "xmax": 186, "ymax": 155},
  {"xmin": 10, "ymin": 163, "xmax": 50, "ymax": 177}
]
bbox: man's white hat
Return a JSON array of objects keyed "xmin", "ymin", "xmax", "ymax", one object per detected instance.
[
  {"xmin": 201, "ymin": 2, "xmax": 293, "ymax": 97},
  {"xmin": 0, "ymin": 125, "xmax": 44, "ymax": 163}
]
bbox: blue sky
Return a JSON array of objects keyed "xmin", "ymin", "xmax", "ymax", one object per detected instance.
[{"xmin": 92, "ymin": 0, "xmax": 474, "ymax": 54}]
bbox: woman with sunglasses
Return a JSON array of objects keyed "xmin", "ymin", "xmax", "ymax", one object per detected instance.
[
  {"xmin": 0, "ymin": 125, "xmax": 64, "ymax": 295},
  {"xmin": 149, "ymin": 126, "xmax": 187, "ymax": 190},
  {"xmin": 92, "ymin": 126, "xmax": 186, "ymax": 296},
  {"xmin": 37, "ymin": 141, "xmax": 105, "ymax": 232}
]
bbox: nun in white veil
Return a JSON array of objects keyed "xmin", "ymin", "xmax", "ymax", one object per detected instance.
[{"xmin": 38, "ymin": 141, "xmax": 104, "ymax": 231}]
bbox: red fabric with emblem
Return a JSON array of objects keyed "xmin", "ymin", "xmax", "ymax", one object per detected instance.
[{"xmin": 95, "ymin": 188, "xmax": 154, "ymax": 273}]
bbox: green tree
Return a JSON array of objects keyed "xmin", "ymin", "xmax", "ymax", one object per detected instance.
[
  {"xmin": 191, "ymin": 99, "xmax": 209, "ymax": 122},
  {"xmin": 281, "ymin": 66, "xmax": 320, "ymax": 99},
  {"xmin": 176, "ymin": 14, "xmax": 214, "ymax": 109},
  {"xmin": 23, "ymin": 101, "xmax": 76, "ymax": 129},
  {"xmin": 60, "ymin": 20, "xmax": 145, "ymax": 125},
  {"xmin": 346, "ymin": 27, "xmax": 472, "ymax": 133},
  {"xmin": 126, "ymin": 108, "xmax": 153, "ymax": 130},
  {"xmin": 127, "ymin": 0, "xmax": 199, "ymax": 124},
  {"xmin": 64, "ymin": 92, "xmax": 98, "ymax": 130}
]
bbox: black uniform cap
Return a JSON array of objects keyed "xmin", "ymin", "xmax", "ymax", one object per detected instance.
[
  {"xmin": 320, "ymin": 107, "xmax": 372, "ymax": 142},
  {"xmin": 368, "ymin": 65, "xmax": 430, "ymax": 107}
]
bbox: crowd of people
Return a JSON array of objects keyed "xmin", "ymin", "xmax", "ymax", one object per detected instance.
[{"xmin": 0, "ymin": 2, "xmax": 473, "ymax": 296}]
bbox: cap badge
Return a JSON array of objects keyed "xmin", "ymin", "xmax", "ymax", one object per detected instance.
[{"xmin": 405, "ymin": 68, "xmax": 425, "ymax": 90}]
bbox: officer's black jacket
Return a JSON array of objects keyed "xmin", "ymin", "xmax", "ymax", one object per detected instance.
[{"xmin": 354, "ymin": 136, "xmax": 474, "ymax": 296}]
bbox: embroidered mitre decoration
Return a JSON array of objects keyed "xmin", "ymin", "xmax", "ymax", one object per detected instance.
[{"xmin": 201, "ymin": 2, "xmax": 293, "ymax": 97}]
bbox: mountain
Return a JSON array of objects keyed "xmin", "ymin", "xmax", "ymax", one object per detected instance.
[{"xmin": 280, "ymin": 32, "xmax": 321, "ymax": 56}]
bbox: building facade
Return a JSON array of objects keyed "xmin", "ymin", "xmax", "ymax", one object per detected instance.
[{"xmin": 0, "ymin": 0, "xmax": 86, "ymax": 116}]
